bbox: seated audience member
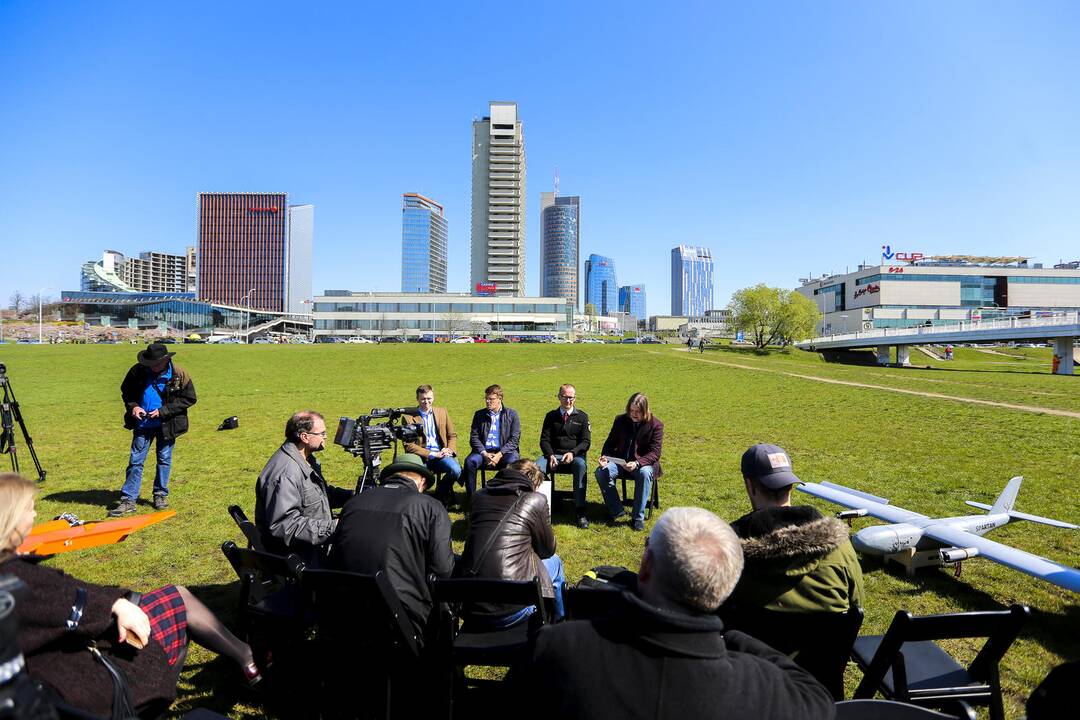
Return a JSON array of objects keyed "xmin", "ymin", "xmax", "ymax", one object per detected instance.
[
  {"xmin": 403, "ymin": 384, "xmax": 462, "ymax": 508},
  {"xmin": 330, "ymin": 453, "xmax": 454, "ymax": 640},
  {"xmin": 255, "ymin": 410, "xmax": 352, "ymax": 563},
  {"xmin": 456, "ymin": 459, "xmax": 565, "ymax": 624},
  {"xmin": 0, "ymin": 473, "xmax": 261, "ymax": 718},
  {"xmin": 594, "ymin": 392, "xmax": 663, "ymax": 531},
  {"xmin": 512, "ymin": 506, "xmax": 835, "ymax": 720},
  {"xmin": 725, "ymin": 443, "xmax": 863, "ymax": 613},
  {"xmin": 462, "ymin": 384, "xmax": 521, "ymax": 504},
  {"xmin": 536, "ymin": 383, "xmax": 592, "ymax": 528}
]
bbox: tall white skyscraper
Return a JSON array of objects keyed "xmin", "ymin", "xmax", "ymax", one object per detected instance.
[
  {"xmin": 671, "ymin": 245, "xmax": 714, "ymax": 316},
  {"xmin": 287, "ymin": 204, "xmax": 314, "ymax": 315},
  {"xmin": 471, "ymin": 101, "xmax": 526, "ymax": 296}
]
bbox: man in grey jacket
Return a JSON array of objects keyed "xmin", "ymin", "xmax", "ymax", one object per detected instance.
[{"xmin": 255, "ymin": 410, "xmax": 353, "ymax": 563}]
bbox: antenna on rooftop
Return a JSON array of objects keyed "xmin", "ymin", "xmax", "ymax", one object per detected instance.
[{"xmin": 554, "ymin": 167, "xmax": 560, "ymax": 197}]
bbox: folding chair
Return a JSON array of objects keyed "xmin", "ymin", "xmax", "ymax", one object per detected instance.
[
  {"xmin": 835, "ymin": 699, "xmax": 976, "ymax": 719},
  {"xmin": 620, "ymin": 471, "xmax": 660, "ymax": 519},
  {"xmin": 851, "ymin": 604, "xmax": 1028, "ymax": 720},
  {"xmin": 544, "ymin": 463, "xmax": 577, "ymax": 506},
  {"xmin": 432, "ymin": 576, "xmax": 548, "ymax": 717},
  {"xmin": 219, "ymin": 540, "xmax": 308, "ymax": 644},
  {"xmin": 295, "ymin": 564, "xmax": 421, "ymax": 720},
  {"xmin": 719, "ymin": 604, "xmax": 864, "ymax": 700},
  {"xmin": 227, "ymin": 504, "xmax": 265, "ymax": 552}
]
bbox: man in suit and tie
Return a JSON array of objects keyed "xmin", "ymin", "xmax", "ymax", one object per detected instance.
[
  {"xmin": 462, "ymin": 384, "xmax": 521, "ymax": 506},
  {"xmin": 536, "ymin": 384, "xmax": 592, "ymax": 528}
]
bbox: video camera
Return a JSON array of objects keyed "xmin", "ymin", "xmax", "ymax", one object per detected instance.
[{"xmin": 333, "ymin": 408, "xmax": 422, "ymax": 492}]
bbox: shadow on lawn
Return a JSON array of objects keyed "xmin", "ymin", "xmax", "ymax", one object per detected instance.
[{"xmin": 41, "ymin": 488, "xmax": 151, "ymax": 507}]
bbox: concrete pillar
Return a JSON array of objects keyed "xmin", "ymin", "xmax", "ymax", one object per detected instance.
[
  {"xmin": 1052, "ymin": 337, "xmax": 1075, "ymax": 375},
  {"xmin": 876, "ymin": 345, "xmax": 891, "ymax": 365},
  {"xmin": 896, "ymin": 345, "xmax": 911, "ymax": 366}
]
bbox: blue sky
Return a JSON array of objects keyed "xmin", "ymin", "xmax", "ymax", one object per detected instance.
[{"xmin": 2, "ymin": 1, "xmax": 1078, "ymax": 316}]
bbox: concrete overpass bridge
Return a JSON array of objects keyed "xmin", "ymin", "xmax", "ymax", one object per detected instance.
[{"xmin": 796, "ymin": 311, "xmax": 1079, "ymax": 375}]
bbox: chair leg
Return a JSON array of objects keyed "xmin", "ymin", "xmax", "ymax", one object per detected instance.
[{"xmin": 988, "ymin": 669, "xmax": 1005, "ymax": 720}]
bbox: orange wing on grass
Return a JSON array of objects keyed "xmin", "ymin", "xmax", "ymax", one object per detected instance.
[{"xmin": 18, "ymin": 511, "xmax": 177, "ymax": 556}]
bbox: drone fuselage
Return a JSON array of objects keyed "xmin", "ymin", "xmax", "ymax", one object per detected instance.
[{"xmin": 851, "ymin": 514, "xmax": 1011, "ymax": 555}]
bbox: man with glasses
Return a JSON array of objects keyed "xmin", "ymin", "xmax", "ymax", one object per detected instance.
[
  {"xmin": 255, "ymin": 410, "xmax": 353, "ymax": 564},
  {"xmin": 462, "ymin": 384, "xmax": 521, "ymax": 507},
  {"xmin": 536, "ymin": 384, "xmax": 592, "ymax": 528},
  {"xmin": 403, "ymin": 384, "xmax": 461, "ymax": 508}
]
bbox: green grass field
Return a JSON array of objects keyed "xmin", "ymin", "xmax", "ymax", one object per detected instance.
[{"xmin": 2, "ymin": 341, "xmax": 1077, "ymax": 717}]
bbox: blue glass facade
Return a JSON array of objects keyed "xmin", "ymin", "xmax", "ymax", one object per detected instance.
[
  {"xmin": 619, "ymin": 284, "xmax": 646, "ymax": 321},
  {"xmin": 401, "ymin": 194, "xmax": 448, "ymax": 293},
  {"xmin": 59, "ymin": 291, "xmax": 303, "ymax": 333},
  {"xmin": 542, "ymin": 196, "xmax": 580, "ymax": 309},
  {"xmin": 584, "ymin": 254, "xmax": 617, "ymax": 315},
  {"xmin": 670, "ymin": 246, "xmax": 713, "ymax": 316}
]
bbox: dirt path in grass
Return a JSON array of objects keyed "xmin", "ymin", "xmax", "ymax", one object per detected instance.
[
  {"xmin": 666, "ymin": 351, "xmax": 1080, "ymax": 420},
  {"xmin": 973, "ymin": 348, "xmax": 1028, "ymax": 359}
]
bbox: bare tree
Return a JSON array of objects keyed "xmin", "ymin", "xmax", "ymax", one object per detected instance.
[{"xmin": 9, "ymin": 290, "xmax": 24, "ymax": 315}]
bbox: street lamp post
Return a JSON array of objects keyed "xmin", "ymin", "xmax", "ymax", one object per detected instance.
[
  {"xmin": 240, "ymin": 288, "xmax": 255, "ymax": 342},
  {"xmin": 38, "ymin": 287, "xmax": 52, "ymax": 344}
]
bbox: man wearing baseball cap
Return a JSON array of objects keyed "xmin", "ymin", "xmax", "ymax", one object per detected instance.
[
  {"xmin": 108, "ymin": 342, "xmax": 197, "ymax": 516},
  {"xmin": 725, "ymin": 443, "xmax": 864, "ymax": 614}
]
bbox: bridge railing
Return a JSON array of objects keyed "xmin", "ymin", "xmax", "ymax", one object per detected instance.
[{"xmin": 799, "ymin": 310, "xmax": 1079, "ymax": 346}]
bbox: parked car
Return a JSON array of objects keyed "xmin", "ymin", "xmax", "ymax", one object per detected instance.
[
  {"xmin": 640, "ymin": 337, "xmax": 663, "ymax": 344},
  {"xmin": 379, "ymin": 336, "xmax": 407, "ymax": 343},
  {"xmin": 490, "ymin": 337, "xmax": 510, "ymax": 343},
  {"xmin": 450, "ymin": 337, "xmax": 474, "ymax": 344},
  {"xmin": 290, "ymin": 336, "xmax": 312, "ymax": 344},
  {"xmin": 252, "ymin": 336, "xmax": 274, "ymax": 344},
  {"xmin": 157, "ymin": 337, "xmax": 177, "ymax": 344},
  {"xmin": 519, "ymin": 337, "xmax": 543, "ymax": 343},
  {"xmin": 621, "ymin": 337, "xmax": 640, "ymax": 344},
  {"xmin": 16, "ymin": 338, "xmax": 40, "ymax": 344},
  {"xmin": 346, "ymin": 336, "xmax": 375, "ymax": 344},
  {"xmin": 216, "ymin": 337, "xmax": 242, "ymax": 344}
]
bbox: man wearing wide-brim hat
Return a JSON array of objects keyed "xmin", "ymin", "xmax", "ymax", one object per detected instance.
[
  {"xmin": 330, "ymin": 453, "xmax": 454, "ymax": 642},
  {"xmin": 108, "ymin": 341, "xmax": 197, "ymax": 516}
]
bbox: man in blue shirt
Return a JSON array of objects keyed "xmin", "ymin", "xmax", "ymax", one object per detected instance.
[
  {"xmin": 109, "ymin": 342, "xmax": 197, "ymax": 516},
  {"xmin": 462, "ymin": 384, "xmax": 521, "ymax": 506},
  {"xmin": 403, "ymin": 384, "xmax": 462, "ymax": 508}
]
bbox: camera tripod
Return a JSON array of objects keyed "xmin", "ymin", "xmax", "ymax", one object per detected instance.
[{"xmin": 0, "ymin": 365, "xmax": 46, "ymax": 482}]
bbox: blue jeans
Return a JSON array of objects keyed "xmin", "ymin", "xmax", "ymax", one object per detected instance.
[
  {"xmin": 536, "ymin": 455, "xmax": 588, "ymax": 513},
  {"xmin": 488, "ymin": 554, "xmax": 566, "ymax": 627},
  {"xmin": 426, "ymin": 454, "xmax": 462, "ymax": 501},
  {"xmin": 462, "ymin": 450, "xmax": 520, "ymax": 499},
  {"xmin": 121, "ymin": 431, "xmax": 174, "ymax": 501},
  {"xmin": 595, "ymin": 462, "xmax": 654, "ymax": 522}
]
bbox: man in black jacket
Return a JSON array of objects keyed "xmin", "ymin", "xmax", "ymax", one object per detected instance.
[
  {"xmin": 330, "ymin": 453, "xmax": 454, "ymax": 641},
  {"xmin": 536, "ymin": 383, "xmax": 591, "ymax": 528},
  {"xmin": 512, "ymin": 506, "xmax": 835, "ymax": 720},
  {"xmin": 462, "ymin": 384, "xmax": 521, "ymax": 504},
  {"xmin": 109, "ymin": 342, "xmax": 197, "ymax": 516}
]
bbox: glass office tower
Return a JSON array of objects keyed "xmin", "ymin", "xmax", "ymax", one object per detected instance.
[
  {"xmin": 584, "ymin": 253, "xmax": 618, "ymax": 315},
  {"xmin": 541, "ymin": 192, "xmax": 580, "ymax": 309},
  {"xmin": 671, "ymin": 245, "xmax": 713, "ymax": 316},
  {"xmin": 401, "ymin": 193, "xmax": 448, "ymax": 293},
  {"xmin": 619, "ymin": 284, "xmax": 647, "ymax": 321}
]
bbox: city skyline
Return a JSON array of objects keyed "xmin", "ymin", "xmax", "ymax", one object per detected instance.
[
  {"xmin": 401, "ymin": 193, "xmax": 448, "ymax": 293},
  {"xmin": 541, "ymin": 191, "xmax": 580, "ymax": 310},
  {"xmin": 4, "ymin": 2, "xmax": 1080, "ymax": 318}
]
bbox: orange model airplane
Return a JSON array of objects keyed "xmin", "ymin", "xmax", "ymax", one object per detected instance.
[{"xmin": 17, "ymin": 511, "xmax": 176, "ymax": 556}]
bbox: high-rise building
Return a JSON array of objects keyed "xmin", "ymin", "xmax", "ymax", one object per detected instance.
[
  {"xmin": 671, "ymin": 245, "xmax": 714, "ymax": 316},
  {"xmin": 196, "ymin": 193, "xmax": 313, "ymax": 313},
  {"xmin": 185, "ymin": 246, "xmax": 197, "ymax": 292},
  {"xmin": 401, "ymin": 193, "xmax": 448, "ymax": 293},
  {"xmin": 619, "ymin": 284, "xmax": 647, "ymax": 322},
  {"xmin": 80, "ymin": 249, "xmax": 188, "ymax": 294},
  {"xmin": 540, "ymin": 192, "xmax": 580, "ymax": 309},
  {"xmin": 471, "ymin": 101, "xmax": 526, "ymax": 296},
  {"xmin": 584, "ymin": 253, "xmax": 618, "ymax": 315}
]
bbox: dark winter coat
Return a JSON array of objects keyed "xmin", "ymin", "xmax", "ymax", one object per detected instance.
[
  {"xmin": 468, "ymin": 406, "xmax": 521, "ymax": 455},
  {"xmin": 1, "ymin": 557, "xmax": 182, "ymax": 717},
  {"xmin": 455, "ymin": 469, "xmax": 555, "ymax": 622},
  {"xmin": 512, "ymin": 590, "xmax": 835, "ymax": 720},
  {"xmin": 120, "ymin": 361, "xmax": 197, "ymax": 442},
  {"xmin": 329, "ymin": 475, "xmax": 454, "ymax": 640},
  {"xmin": 727, "ymin": 506, "xmax": 865, "ymax": 613},
  {"xmin": 599, "ymin": 413, "xmax": 664, "ymax": 476}
]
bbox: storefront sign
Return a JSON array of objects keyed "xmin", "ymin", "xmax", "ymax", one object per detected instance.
[
  {"xmin": 854, "ymin": 283, "xmax": 880, "ymax": 300},
  {"xmin": 475, "ymin": 282, "xmax": 498, "ymax": 296},
  {"xmin": 881, "ymin": 245, "xmax": 923, "ymax": 263}
]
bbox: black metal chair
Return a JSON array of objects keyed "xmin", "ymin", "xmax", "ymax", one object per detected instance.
[
  {"xmin": 219, "ymin": 540, "xmax": 308, "ymax": 644},
  {"xmin": 543, "ymin": 463, "xmax": 578, "ymax": 507},
  {"xmin": 851, "ymin": 604, "xmax": 1029, "ymax": 720},
  {"xmin": 432, "ymin": 576, "xmax": 548, "ymax": 717},
  {"xmin": 836, "ymin": 699, "xmax": 976, "ymax": 719},
  {"xmin": 719, "ymin": 604, "xmax": 864, "ymax": 700},
  {"xmin": 227, "ymin": 504, "xmax": 265, "ymax": 552},
  {"xmin": 295, "ymin": 563, "xmax": 421, "ymax": 720}
]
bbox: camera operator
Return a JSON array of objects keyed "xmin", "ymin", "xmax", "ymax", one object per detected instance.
[{"xmin": 255, "ymin": 411, "xmax": 352, "ymax": 565}]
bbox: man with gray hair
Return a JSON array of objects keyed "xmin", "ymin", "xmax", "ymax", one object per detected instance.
[
  {"xmin": 255, "ymin": 410, "xmax": 353, "ymax": 564},
  {"xmin": 513, "ymin": 507, "xmax": 835, "ymax": 720}
]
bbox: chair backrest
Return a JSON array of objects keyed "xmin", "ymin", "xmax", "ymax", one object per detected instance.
[
  {"xmin": 299, "ymin": 566, "xmax": 421, "ymax": 660},
  {"xmin": 433, "ymin": 576, "xmax": 548, "ymax": 629},
  {"xmin": 872, "ymin": 605, "xmax": 1029, "ymax": 684},
  {"xmin": 220, "ymin": 540, "xmax": 302, "ymax": 606},
  {"xmin": 227, "ymin": 504, "xmax": 266, "ymax": 552},
  {"xmin": 835, "ymin": 699, "xmax": 976, "ymax": 719},
  {"xmin": 720, "ymin": 604, "xmax": 864, "ymax": 700}
]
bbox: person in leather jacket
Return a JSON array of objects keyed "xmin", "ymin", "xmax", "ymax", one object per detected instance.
[{"xmin": 455, "ymin": 459, "xmax": 565, "ymax": 625}]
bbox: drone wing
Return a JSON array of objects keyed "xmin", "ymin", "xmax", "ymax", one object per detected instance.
[
  {"xmin": 925, "ymin": 524, "xmax": 1080, "ymax": 594},
  {"xmin": 797, "ymin": 481, "xmax": 928, "ymax": 524}
]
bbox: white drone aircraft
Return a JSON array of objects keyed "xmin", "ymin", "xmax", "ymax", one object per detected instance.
[{"xmin": 797, "ymin": 477, "xmax": 1080, "ymax": 594}]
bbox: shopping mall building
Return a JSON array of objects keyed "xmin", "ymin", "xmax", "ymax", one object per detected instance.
[{"xmin": 796, "ymin": 255, "xmax": 1080, "ymax": 335}]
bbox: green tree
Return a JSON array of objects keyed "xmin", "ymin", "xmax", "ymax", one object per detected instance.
[
  {"xmin": 727, "ymin": 284, "xmax": 819, "ymax": 349},
  {"xmin": 583, "ymin": 302, "xmax": 597, "ymax": 332}
]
